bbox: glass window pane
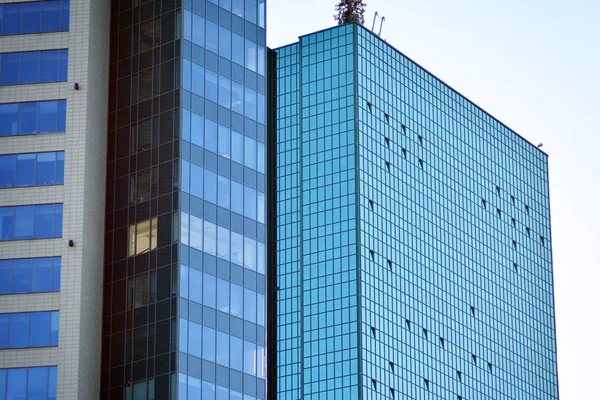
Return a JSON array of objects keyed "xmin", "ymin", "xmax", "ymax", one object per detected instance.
[
  {"xmin": 55, "ymin": 152, "xmax": 65, "ymax": 184},
  {"xmin": 190, "ymin": 163, "xmax": 203, "ymax": 199},
  {"xmin": 189, "ymin": 215, "xmax": 203, "ymax": 251},
  {"xmin": 32, "ymin": 258, "xmax": 53, "ymax": 292},
  {"xmin": 231, "ymin": 81, "xmax": 244, "ymax": 115},
  {"xmin": 189, "ymin": 268, "xmax": 202, "ymax": 304},
  {"xmin": 257, "ymin": 142, "xmax": 265, "ymax": 174},
  {"xmin": 232, "ymin": 0, "xmax": 244, "ymax": 18},
  {"xmin": 180, "ymin": 265, "xmax": 189, "ymax": 299},
  {"xmin": 38, "ymin": 100, "xmax": 59, "ymax": 133},
  {"xmin": 205, "ymin": 119, "xmax": 217, "ymax": 153},
  {"xmin": 246, "ymin": 0, "xmax": 257, "ymax": 24},
  {"xmin": 244, "ymin": 237, "xmax": 256, "ymax": 271},
  {"xmin": 191, "ymin": 63, "xmax": 204, "ymax": 96},
  {"xmin": 183, "ymin": 10, "xmax": 192, "ymax": 41},
  {"xmin": 191, "ymin": 112, "xmax": 204, "ymax": 147},
  {"xmin": 0, "ymin": 207, "xmax": 14, "ymax": 240},
  {"xmin": 192, "ymin": 14, "xmax": 205, "ymax": 47},
  {"xmin": 216, "ymin": 331, "xmax": 229, "ymax": 366},
  {"xmin": 188, "ymin": 321, "xmax": 202, "ymax": 357},
  {"xmin": 244, "ymin": 186, "xmax": 257, "ymax": 220},
  {"xmin": 0, "ymin": 315, "xmax": 8, "ymax": 348},
  {"xmin": 11, "ymin": 259, "xmax": 31, "ymax": 293},
  {"xmin": 218, "ymin": 76, "xmax": 231, "ymax": 109},
  {"xmin": 245, "ymin": 39, "xmax": 256, "ymax": 72},
  {"xmin": 57, "ymin": 100, "xmax": 67, "ymax": 132},
  {"xmin": 29, "ymin": 312, "xmax": 51, "ymax": 347},
  {"xmin": 0, "ymin": 260, "xmax": 11, "ymax": 294},
  {"xmin": 0, "ymin": 53, "xmax": 20, "ymax": 85},
  {"xmin": 42, "ymin": 1, "xmax": 61, "ymax": 32},
  {"xmin": 202, "ymin": 381, "xmax": 215, "ymax": 400},
  {"xmin": 230, "ymin": 232, "xmax": 244, "ymax": 266},
  {"xmin": 188, "ymin": 376, "xmax": 201, "ymax": 399},
  {"xmin": 244, "ymin": 289, "xmax": 256, "ymax": 323},
  {"xmin": 0, "ymin": 155, "xmax": 16, "ymax": 188},
  {"xmin": 231, "ymin": 130, "xmax": 244, "ymax": 165},
  {"xmin": 217, "ymin": 175, "xmax": 230, "ymax": 209},
  {"xmin": 36, "ymin": 152, "xmax": 56, "ymax": 185},
  {"xmin": 6, "ymin": 369, "xmax": 27, "ymax": 399},
  {"xmin": 205, "ymin": 70, "xmax": 218, "ymax": 103},
  {"xmin": 216, "ymin": 278, "xmax": 229, "ymax": 313},
  {"xmin": 40, "ymin": 50, "xmax": 60, "ymax": 82},
  {"xmin": 206, "ymin": 21, "xmax": 219, "ymax": 53},
  {"xmin": 219, "ymin": 26, "xmax": 231, "ymax": 58},
  {"xmin": 244, "ymin": 87, "xmax": 257, "ymax": 120},
  {"xmin": 257, "ymin": 293, "xmax": 265, "ymax": 326},
  {"xmin": 20, "ymin": 52, "xmax": 40, "ymax": 84},
  {"xmin": 60, "ymin": 1, "xmax": 69, "ymax": 31},
  {"xmin": 53, "ymin": 204, "xmax": 63, "ymax": 237},
  {"xmin": 257, "ymin": 242, "xmax": 265, "ymax": 275},
  {"xmin": 230, "ymin": 283, "xmax": 243, "ymax": 318},
  {"xmin": 203, "ymin": 272, "xmax": 216, "ymax": 309},
  {"xmin": 14, "ymin": 206, "xmax": 34, "ymax": 239},
  {"xmin": 244, "ymin": 136, "xmax": 256, "ymax": 170},
  {"xmin": 232, "ymin": 33, "xmax": 244, "ymax": 66},
  {"xmin": 202, "ymin": 326, "xmax": 216, "ymax": 362},
  {"xmin": 50, "ymin": 311, "xmax": 59, "ymax": 345},
  {"xmin": 230, "ymin": 336, "xmax": 243, "ymax": 371},
  {"xmin": 257, "ymin": 191, "xmax": 265, "ymax": 224},
  {"xmin": 204, "ymin": 170, "xmax": 217, "ymax": 204},
  {"xmin": 2, "ymin": 4, "xmax": 22, "ymax": 35},
  {"xmin": 48, "ymin": 367, "xmax": 57, "ymax": 400},
  {"xmin": 15, "ymin": 154, "xmax": 35, "ymax": 187},
  {"xmin": 34, "ymin": 204, "xmax": 55, "ymax": 238},
  {"xmin": 9, "ymin": 313, "xmax": 29, "ymax": 348},
  {"xmin": 0, "ymin": 103, "xmax": 18, "ymax": 136},
  {"xmin": 18, "ymin": 102, "xmax": 38, "ymax": 135},
  {"xmin": 218, "ymin": 125, "xmax": 230, "ymax": 159},
  {"xmin": 59, "ymin": 50, "xmax": 68, "ymax": 81},
  {"xmin": 217, "ymin": 226, "xmax": 229, "ymax": 261},
  {"xmin": 52, "ymin": 257, "xmax": 61, "ymax": 291},
  {"xmin": 243, "ymin": 340, "xmax": 256, "ymax": 375}
]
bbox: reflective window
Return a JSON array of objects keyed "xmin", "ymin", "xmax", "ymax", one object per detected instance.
[
  {"xmin": 0, "ymin": 100, "xmax": 66, "ymax": 136},
  {"xmin": 0, "ymin": 311, "xmax": 59, "ymax": 348},
  {"xmin": 0, "ymin": 50, "xmax": 68, "ymax": 85},
  {"xmin": 128, "ymin": 218, "xmax": 158, "ymax": 256},
  {"xmin": 0, "ymin": 204, "xmax": 63, "ymax": 241},
  {"xmin": 0, "ymin": 366, "xmax": 57, "ymax": 400},
  {"xmin": 0, "ymin": 152, "xmax": 65, "ymax": 188},
  {"xmin": 0, "ymin": 257, "xmax": 61, "ymax": 294},
  {"xmin": 0, "ymin": 1, "xmax": 69, "ymax": 35}
]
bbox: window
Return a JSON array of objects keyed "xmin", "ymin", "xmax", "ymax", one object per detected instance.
[
  {"xmin": 0, "ymin": 311, "xmax": 59, "ymax": 349},
  {"xmin": 457, "ymin": 370, "xmax": 462, "ymax": 381},
  {"xmin": 424, "ymin": 379, "xmax": 430, "ymax": 390},
  {"xmin": 389, "ymin": 361, "xmax": 394, "ymax": 372},
  {"xmin": 384, "ymin": 137, "xmax": 390, "ymax": 147},
  {"xmin": 472, "ymin": 354, "xmax": 477, "ymax": 364},
  {"xmin": 0, "ymin": 366, "xmax": 57, "ymax": 400},
  {"xmin": 366, "ymin": 101, "xmax": 372, "ymax": 112},
  {"xmin": 439, "ymin": 337, "xmax": 445, "ymax": 348},
  {"xmin": 0, "ymin": 50, "xmax": 68, "ymax": 85},
  {"xmin": 422, "ymin": 328, "xmax": 428, "ymax": 339},
  {"xmin": 418, "ymin": 158, "xmax": 424, "ymax": 168},
  {"xmin": 384, "ymin": 113, "xmax": 389, "ymax": 123},
  {"xmin": 0, "ymin": 100, "xmax": 66, "ymax": 136},
  {"xmin": 370, "ymin": 326, "xmax": 376, "ymax": 337},
  {"xmin": 405, "ymin": 319, "xmax": 411, "ymax": 330},
  {"xmin": 128, "ymin": 218, "xmax": 158, "ymax": 256},
  {"xmin": 0, "ymin": 257, "xmax": 61, "ymax": 294},
  {"xmin": 0, "ymin": 204, "xmax": 62, "ymax": 241},
  {"xmin": 371, "ymin": 379, "xmax": 376, "ymax": 391},
  {"xmin": 488, "ymin": 362, "xmax": 493, "ymax": 373},
  {"xmin": 402, "ymin": 148, "xmax": 407, "ymax": 158},
  {"xmin": 0, "ymin": 152, "xmax": 64, "ymax": 188},
  {"xmin": 513, "ymin": 262, "xmax": 518, "ymax": 272},
  {"xmin": 0, "ymin": 1, "xmax": 69, "ymax": 35},
  {"xmin": 418, "ymin": 134, "xmax": 423, "ymax": 144},
  {"xmin": 470, "ymin": 306, "xmax": 476, "ymax": 316}
]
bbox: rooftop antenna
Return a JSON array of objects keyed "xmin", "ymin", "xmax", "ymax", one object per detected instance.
[{"xmin": 371, "ymin": 11, "xmax": 386, "ymax": 37}]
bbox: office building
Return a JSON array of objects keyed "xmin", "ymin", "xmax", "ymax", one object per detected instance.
[
  {"xmin": 0, "ymin": 0, "xmax": 110, "ymax": 398},
  {"xmin": 101, "ymin": 0, "xmax": 267, "ymax": 399},
  {"xmin": 269, "ymin": 23, "xmax": 559, "ymax": 400}
]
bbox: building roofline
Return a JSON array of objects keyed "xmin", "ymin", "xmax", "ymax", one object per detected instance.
[{"xmin": 271, "ymin": 23, "xmax": 549, "ymax": 158}]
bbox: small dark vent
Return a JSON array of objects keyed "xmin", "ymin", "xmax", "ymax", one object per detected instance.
[
  {"xmin": 387, "ymin": 259, "xmax": 392, "ymax": 270},
  {"xmin": 481, "ymin": 198, "xmax": 487, "ymax": 208},
  {"xmin": 369, "ymin": 249, "xmax": 375, "ymax": 260},
  {"xmin": 457, "ymin": 370, "xmax": 462, "ymax": 381},
  {"xmin": 366, "ymin": 101, "xmax": 372, "ymax": 112},
  {"xmin": 370, "ymin": 326, "xmax": 376, "ymax": 337},
  {"xmin": 371, "ymin": 379, "xmax": 377, "ymax": 391},
  {"xmin": 497, "ymin": 208, "xmax": 502, "ymax": 217},
  {"xmin": 389, "ymin": 361, "xmax": 395, "ymax": 372},
  {"xmin": 401, "ymin": 123, "xmax": 407, "ymax": 133},
  {"xmin": 418, "ymin": 159, "xmax": 424, "ymax": 168},
  {"xmin": 511, "ymin": 195, "xmax": 516, "ymax": 205},
  {"xmin": 385, "ymin": 137, "xmax": 390, "ymax": 147},
  {"xmin": 369, "ymin": 199, "xmax": 374, "ymax": 210},
  {"xmin": 512, "ymin": 217, "xmax": 517, "ymax": 227},
  {"xmin": 385, "ymin": 161, "xmax": 391, "ymax": 171},
  {"xmin": 513, "ymin": 262, "xmax": 518, "ymax": 272},
  {"xmin": 405, "ymin": 319, "xmax": 411, "ymax": 330},
  {"xmin": 526, "ymin": 227, "xmax": 531, "ymax": 236},
  {"xmin": 470, "ymin": 306, "xmax": 476, "ymax": 317},
  {"xmin": 422, "ymin": 328, "xmax": 428, "ymax": 339},
  {"xmin": 439, "ymin": 337, "xmax": 445, "ymax": 348},
  {"xmin": 458, "ymin": 396, "xmax": 463, "ymax": 400},
  {"xmin": 402, "ymin": 148, "xmax": 407, "ymax": 158},
  {"xmin": 488, "ymin": 362, "xmax": 493, "ymax": 373},
  {"xmin": 472, "ymin": 354, "xmax": 477, "ymax": 364},
  {"xmin": 496, "ymin": 185, "xmax": 501, "ymax": 195},
  {"xmin": 540, "ymin": 236, "xmax": 545, "ymax": 246},
  {"xmin": 512, "ymin": 239, "xmax": 517, "ymax": 249},
  {"xmin": 418, "ymin": 135, "xmax": 423, "ymax": 145},
  {"xmin": 390, "ymin": 388, "xmax": 395, "ymax": 398},
  {"xmin": 424, "ymin": 379, "xmax": 430, "ymax": 390},
  {"xmin": 525, "ymin": 205, "xmax": 530, "ymax": 214},
  {"xmin": 384, "ymin": 113, "xmax": 390, "ymax": 123}
]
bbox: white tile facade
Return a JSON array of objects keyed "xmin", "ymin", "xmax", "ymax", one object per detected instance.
[{"xmin": 0, "ymin": 0, "xmax": 111, "ymax": 398}]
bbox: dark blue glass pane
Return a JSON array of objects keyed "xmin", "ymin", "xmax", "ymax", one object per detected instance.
[
  {"xmin": 59, "ymin": 50, "xmax": 68, "ymax": 81},
  {"xmin": 38, "ymin": 100, "xmax": 59, "ymax": 133},
  {"xmin": 206, "ymin": 21, "xmax": 219, "ymax": 53},
  {"xmin": 192, "ymin": 13, "xmax": 204, "ymax": 47},
  {"xmin": 18, "ymin": 102, "xmax": 38, "ymax": 134},
  {"xmin": 0, "ymin": 261, "xmax": 10, "ymax": 294},
  {"xmin": 6, "ymin": 369, "xmax": 26, "ymax": 398},
  {"xmin": 60, "ymin": 3, "xmax": 69, "ymax": 32},
  {"xmin": 0, "ymin": 315, "xmax": 8, "ymax": 348},
  {"xmin": 0, "ymin": 53, "xmax": 20, "ymax": 85},
  {"xmin": 29, "ymin": 312, "xmax": 51, "ymax": 347},
  {"xmin": 205, "ymin": 70, "xmax": 218, "ymax": 103},
  {"xmin": 34, "ymin": 204, "xmax": 55, "ymax": 238},
  {"xmin": 53, "ymin": 204, "xmax": 63, "ymax": 237},
  {"xmin": 204, "ymin": 170, "xmax": 217, "ymax": 204},
  {"xmin": 231, "ymin": 0, "xmax": 243, "ymax": 18},
  {"xmin": 0, "ymin": 154, "xmax": 16, "ymax": 188},
  {"xmin": 9, "ymin": 313, "xmax": 29, "ymax": 348},
  {"xmin": 191, "ymin": 63, "xmax": 204, "ymax": 96},
  {"xmin": 48, "ymin": 367, "xmax": 57, "ymax": 400},
  {"xmin": 22, "ymin": 3, "xmax": 42, "ymax": 34},
  {"xmin": 11, "ymin": 259, "xmax": 31, "ymax": 293},
  {"xmin": 55, "ymin": 152, "xmax": 65, "ymax": 184},
  {"xmin": 13, "ymin": 206, "xmax": 34, "ymax": 240},
  {"xmin": 52, "ymin": 257, "xmax": 61, "ymax": 291},
  {"xmin": 246, "ymin": 0, "xmax": 257, "ymax": 24},
  {"xmin": 27, "ymin": 367, "xmax": 48, "ymax": 398},
  {"xmin": 2, "ymin": 4, "xmax": 22, "ymax": 35},
  {"xmin": 0, "ymin": 207, "xmax": 13, "ymax": 240},
  {"xmin": 15, "ymin": 154, "xmax": 35, "ymax": 187},
  {"xmin": 20, "ymin": 51, "xmax": 40, "ymax": 84},
  {"xmin": 32, "ymin": 257, "xmax": 53, "ymax": 292},
  {"xmin": 42, "ymin": 1, "xmax": 61, "ymax": 32},
  {"xmin": 57, "ymin": 100, "xmax": 67, "ymax": 132},
  {"xmin": 40, "ymin": 50, "xmax": 60, "ymax": 82},
  {"xmin": 36, "ymin": 152, "xmax": 56, "ymax": 185},
  {"xmin": 0, "ymin": 103, "xmax": 18, "ymax": 136}
]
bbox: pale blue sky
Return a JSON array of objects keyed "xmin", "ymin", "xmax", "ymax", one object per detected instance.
[{"xmin": 267, "ymin": 1, "xmax": 600, "ymax": 397}]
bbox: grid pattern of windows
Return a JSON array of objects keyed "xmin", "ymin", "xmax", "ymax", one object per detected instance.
[
  {"xmin": 0, "ymin": 311, "xmax": 59, "ymax": 349},
  {"xmin": 0, "ymin": 100, "xmax": 67, "ymax": 137},
  {"xmin": 0, "ymin": 0, "xmax": 70, "ymax": 36},
  {"xmin": 272, "ymin": 23, "xmax": 558, "ymax": 400},
  {"xmin": 0, "ymin": 366, "xmax": 57, "ymax": 400},
  {"xmin": 0, "ymin": 152, "xmax": 65, "ymax": 188},
  {"xmin": 355, "ymin": 25, "xmax": 557, "ymax": 400},
  {"xmin": 177, "ymin": 0, "xmax": 267, "ymax": 399},
  {"xmin": 0, "ymin": 50, "xmax": 68, "ymax": 85},
  {"xmin": 0, "ymin": 257, "xmax": 61, "ymax": 294},
  {"xmin": 0, "ymin": 204, "xmax": 63, "ymax": 241}
]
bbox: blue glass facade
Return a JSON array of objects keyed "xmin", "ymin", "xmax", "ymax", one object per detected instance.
[
  {"xmin": 102, "ymin": 0, "xmax": 266, "ymax": 398},
  {"xmin": 0, "ymin": 0, "xmax": 70, "ymax": 36},
  {"xmin": 0, "ymin": 366, "xmax": 57, "ymax": 400},
  {"xmin": 270, "ymin": 24, "xmax": 558, "ymax": 399}
]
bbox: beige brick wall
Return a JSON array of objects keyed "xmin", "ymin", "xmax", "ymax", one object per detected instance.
[{"xmin": 0, "ymin": 0, "xmax": 111, "ymax": 398}]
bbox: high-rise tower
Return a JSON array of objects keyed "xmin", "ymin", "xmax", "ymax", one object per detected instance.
[
  {"xmin": 0, "ymin": 0, "xmax": 110, "ymax": 398},
  {"xmin": 269, "ymin": 23, "xmax": 559, "ymax": 400}
]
